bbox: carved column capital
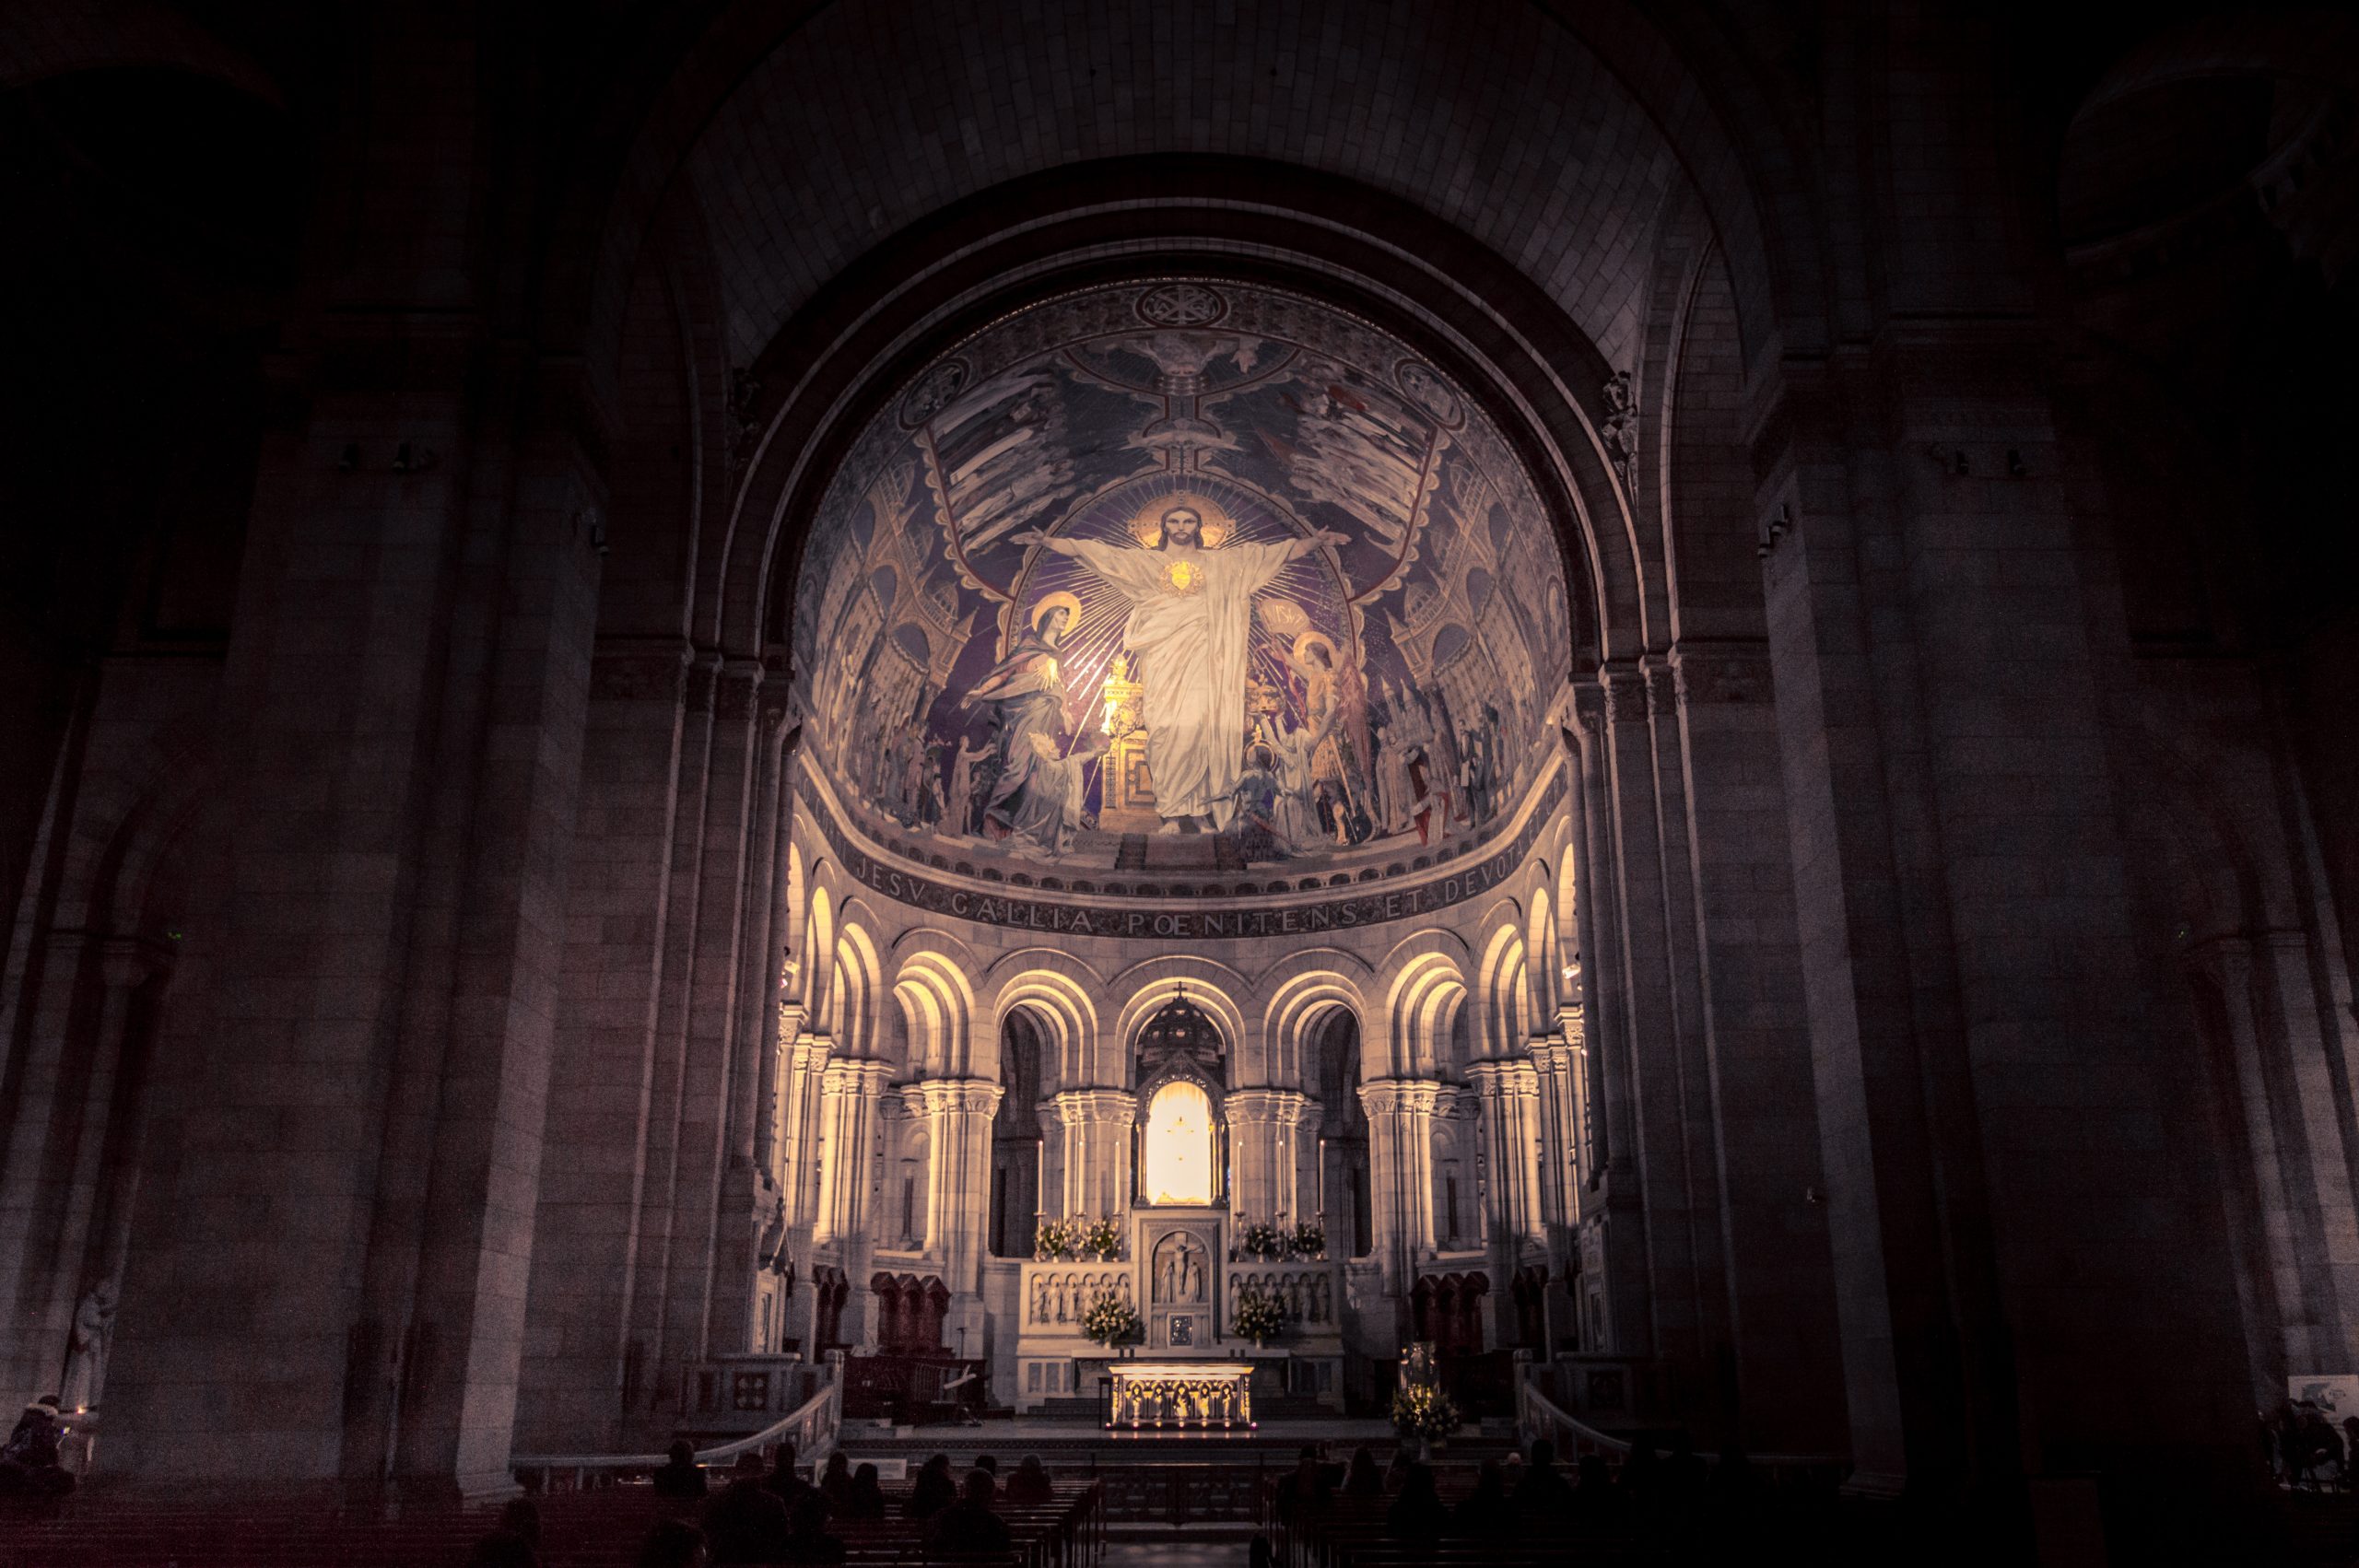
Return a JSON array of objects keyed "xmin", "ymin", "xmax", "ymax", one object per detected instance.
[
  {"xmin": 1569, "ymin": 684, "xmax": 1608, "ymax": 738},
  {"xmin": 590, "ymin": 637, "xmax": 693, "ymax": 702},
  {"xmin": 684, "ymin": 661, "xmax": 721, "ymax": 716},
  {"xmin": 2181, "ymin": 935, "xmax": 2255, "ymax": 988},
  {"xmin": 1224, "ymin": 1088, "xmax": 1312, "ymax": 1126},
  {"xmin": 715, "ymin": 658, "xmax": 765, "ymax": 723},
  {"xmin": 1639, "ymin": 657, "xmax": 1680, "ymax": 720},
  {"xmin": 1597, "ymin": 665, "xmax": 1649, "ymax": 727},
  {"xmin": 1667, "ymin": 640, "xmax": 1773, "ymax": 707},
  {"xmin": 1050, "ymin": 1088, "xmax": 1138, "ymax": 1127},
  {"xmin": 904, "ymin": 1077, "xmax": 1003, "ymax": 1118},
  {"xmin": 1357, "ymin": 1078, "xmax": 1446, "ymax": 1117},
  {"xmin": 1464, "ymin": 1059, "xmax": 1541, "ymax": 1098},
  {"xmin": 98, "ymin": 937, "xmax": 168, "ymax": 990},
  {"xmin": 820, "ymin": 1058, "xmax": 896, "ymax": 1097}
]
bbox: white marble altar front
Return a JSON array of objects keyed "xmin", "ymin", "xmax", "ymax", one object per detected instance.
[{"xmin": 1107, "ymin": 1361, "xmax": 1254, "ymax": 1429}]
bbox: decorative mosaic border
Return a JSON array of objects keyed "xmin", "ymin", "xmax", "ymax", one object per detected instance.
[{"xmin": 794, "ymin": 763, "xmax": 1566, "ymax": 939}]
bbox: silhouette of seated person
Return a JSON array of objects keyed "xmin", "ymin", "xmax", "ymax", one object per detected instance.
[
  {"xmin": 1003, "ymin": 1454, "xmax": 1052, "ymax": 1504},
  {"xmin": 703, "ymin": 1451, "xmax": 793, "ymax": 1565},
  {"xmin": 1571, "ymin": 1453, "xmax": 1626, "ymax": 1528},
  {"xmin": 839, "ymin": 1462, "xmax": 888, "ymax": 1521},
  {"xmin": 636, "ymin": 1518, "xmax": 708, "ymax": 1568},
  {"xmin": 780, "ymin": 1492, "xmax": 848, "ymax": 1564},
  {"xmin": 1451, "ymin": 1458, "xmax": 1513, "ymax": 1538},
  {"xmin": 906, "ymin": 1452, "xmax": 957, "ymax": 1519},
  {"xmin": 1385, "ymin": 1462, "xmax": 1449, "ymax": 1539},
  {"xmin": 464, "ymin": 1529, "xmax": 539, "ymax": 1568},
  {"xmin": 1341, "ymin": 1445, "xmax": 1382, "ymax": 1499},
  {"xmin": 1662, "ymin": 1429, "xmax": 1708, "ymax": 1506},
  {"xmin": 1620, "ymin": 1440, "xmax": 1661, "ymax": 1498},
  {"xmin": 924, "ymin": 1469, "xmax": 1015, "ymax": 1559},
  {"xmin": 1511, "ymin": 1437, "xmax": 1576, "ymax": 1517},
  {"xmin": 651, "ymin": 1439, "xmax": 709, "ymax": 1501},
  {"xmin": 1276, "ymin": 1445, "xmax": 1335, "ymax": 1524},
  {"xmin": 464, "ymin": 1498, "xmax": 546, "ymax": 1567},
  {"xmin": 0, "ymin": 1398, "xmax": 73, "ymax": 1499},
  {"xmin": 763, "ymin": 1438, "xmax": 818, "ymax": 1515},
  {"xmin": 818, "ymin": 1450, "xmax": 854, "ymax": 1514}
]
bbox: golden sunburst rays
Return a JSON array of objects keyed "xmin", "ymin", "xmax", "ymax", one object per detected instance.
[
  {"xmin": 1127, "ymin": 490, "xmax": 1235, "ymax": 548},
  {"xmin": 1002, "ymin": 579, "xmax": 1133, "ymax": 726}
]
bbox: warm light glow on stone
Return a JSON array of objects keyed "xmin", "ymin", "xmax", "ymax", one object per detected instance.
[{"xmin": 1144, "ymin": 1080, "xmax": 1215, "ymax": 1204}]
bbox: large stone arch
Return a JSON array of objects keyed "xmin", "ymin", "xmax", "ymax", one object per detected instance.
[
  {"xmin": 1257, "ymin": 961, "xmax": 1372, "ymax": 1092},
  {"xmin": 888, "ymin": 946, "xmax": 977, "ymax": 1079},
  {"xmin": 713, "ymin": 165, "xmax": 1644, "ymax": 674},
  {"xmin": 538, "ymin": 0, "xmax": 1832, "ymax": 423},
  {"xmin": 1110, "ymin": 965, "xmax": 1250, "ymax": 1087},
  {"xmin": 988, "ymin": 962, "xmax": 1105, "ymax": 1094},
  {"xmin": 1381, "ymin": 948, "xmax": 1472, "ymax": 1082}
]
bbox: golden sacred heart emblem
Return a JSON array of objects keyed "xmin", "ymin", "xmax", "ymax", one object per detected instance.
[{"xmin": 1163, "ymin": 560, "xmax": 1203, "ymax": 594}]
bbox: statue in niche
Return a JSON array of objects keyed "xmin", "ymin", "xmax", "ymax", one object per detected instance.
[
  {"xmin": 1032, "ymin": 1278, "xmax": 1050, "ymax": 1323},
  {"xmin": 1154, "ymin": 1235, "xmax": 1207, "ymax": 1304},
  {"xmin": 60, "ymin": 1280, "xmax": 115, "ymax": 1411},
  {"xmin": 1014, "ymin": 500, "xmax": 1344, "ymax": 834}
]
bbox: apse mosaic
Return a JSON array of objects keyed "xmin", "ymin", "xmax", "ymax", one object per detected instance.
[{"xmin": 792, "ymin": 280, "xmax": 1570, "ymax": 873}]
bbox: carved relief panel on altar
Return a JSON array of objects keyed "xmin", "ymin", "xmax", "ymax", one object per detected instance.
[{"xmin": 1146, "ymin": 1225, "xmax": 1218, "ymax": 1351}]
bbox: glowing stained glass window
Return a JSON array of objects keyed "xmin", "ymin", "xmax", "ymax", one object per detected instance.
[{"xmin": 1144, "ymin": 1080, "xmax": 1215, "ymax": 1205}]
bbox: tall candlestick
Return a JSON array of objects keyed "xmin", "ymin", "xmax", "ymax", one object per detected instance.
[{"xmin": 1316, "ymin": 1136, "xmax": 1326, "ymax": 1217}]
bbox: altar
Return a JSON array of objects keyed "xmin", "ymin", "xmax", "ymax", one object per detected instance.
[
  {"xmin": 1106, "ymin": 1361, "xmax": 1253, "ymax": 1430},
  {"xmin": 1009, "ymin": 1209, "xmax": 1347, "ymax": 1414}
]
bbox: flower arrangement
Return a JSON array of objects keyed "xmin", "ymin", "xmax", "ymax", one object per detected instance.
[
  {"xmin": 1289, "ymin": 1220, "xmax": 1326, "ymax": 1259},
  {"xmin": 1390, "ymin": 1382, "xmax": 1461, "ymax": 1443},
  {"xmin": 1080, "ymin": 1292, "xmax": 1141, "ymax": 1347},
  {"xmin": 1238, "ymin": 1220, "xmax": 1285, "ymax": 1259},
  {"xmin": 1034, "ymin": 1217, "xmax": 1077, "ymax": 1262},
  {"xmin": 1081, "ymin": 1215, "xmax": 1124, "ymax": 1261},
  {"xmin": 1037, "ymin": 1215, "xmax": 1123, "ymax": 1262},
  {"xmin": 1231, "ymin": 1283, "xmax": 1286, "ymax": 1344}
]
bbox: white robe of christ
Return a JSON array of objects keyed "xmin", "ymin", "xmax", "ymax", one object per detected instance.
[{"xmin": 1050, "ymin": 537, "xmax": 1297, "ymax": 825}]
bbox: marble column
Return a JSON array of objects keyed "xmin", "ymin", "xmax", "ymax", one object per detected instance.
[
  {"xmin": 1465, "ymin": 1059, "xmax": 1543, "ymax": 1244},
  {"xmin": 1468, "ymin": 1058, "xmax": 1544, "ymax": 1350},
  {"xmin": 1358, "ymin": 1079, "xmax": 1444, "ymax": 1301},
  {"xmin": 905, "ymin": 1081, "xmax": 1003, "ymax": 1285},
  {"xmin": 773, "ymin": 1026, "xmax": 831, "ymax": 1353},
  {"xmin": 780, "ymin": 1027, "xmax": 833, "ymax": 1230},
  {"xmin": 814, "ymin": 1060, "xmax": 894, "ymax": 1246},
  {"xmin": 1050, "ymin": 1089, "xmax": 1136, "ymax": 1220},
  {"xmin": 0, "ymin": 936, "xmax": 162, "ymax": 1409},
  {"xmin": 1225, "ymin": 1089, "xmax": 1313, "ymax": 1222}
]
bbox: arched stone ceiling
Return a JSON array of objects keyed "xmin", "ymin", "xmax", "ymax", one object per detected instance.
[
  {"xmin": 682, "ymin": 0, "xmax": 1688, "ymax": 376},
  {"xmin": 794, "ymin": 278, "xmax": 1569, "ymax": 884}
]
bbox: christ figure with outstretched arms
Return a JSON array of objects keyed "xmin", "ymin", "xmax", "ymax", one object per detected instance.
[{"xmin": 1014, "ymin": 504, "xmax": 1342, "ymax": 833}]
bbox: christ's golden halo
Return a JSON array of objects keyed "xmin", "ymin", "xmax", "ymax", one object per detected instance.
[{"xmin": 1128, "ymin": 493, "xmax": 1233, "ymax": 548}]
